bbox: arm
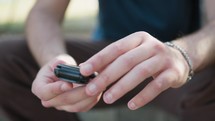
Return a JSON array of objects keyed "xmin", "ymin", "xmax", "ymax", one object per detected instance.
[
  {"xmin": 28, "ymin": 0, "xmax": 102, "ymax": 112},
  {"xmin": 80, "ymin": 0, "xmax": 215, "ymax": 110},
  {"xmin": 173, "ymin": 0, "xmax": 215, "ymax": 71},
  {"xmin": 26, "ymin": 0, "xmax": 75, "ymax": 66}
]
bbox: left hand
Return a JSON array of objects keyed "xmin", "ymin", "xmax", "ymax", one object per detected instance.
[
  {"xmin": 80, "ymin": 31, "xmax": 189, "ymax": 110},
  {"xmin": 32, "ymin": 54, "xmax": 102, "ymax": 112}
]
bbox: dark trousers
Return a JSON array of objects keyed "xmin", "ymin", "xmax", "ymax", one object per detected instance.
[{"xmin": 0, "ymin": 39, "xmax": 215, "ymax": 121}]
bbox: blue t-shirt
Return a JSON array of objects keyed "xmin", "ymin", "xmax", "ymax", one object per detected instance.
[{"xmin": 93, "ymin": 0, "xmax": 200, "ymax": 42}]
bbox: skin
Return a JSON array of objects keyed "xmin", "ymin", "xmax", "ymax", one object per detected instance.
[
  {"xmin": 28, "ymin": 0, "xmax": 215, "ymax": 112},
  {"xmin": 27, "ymin": 0, "xmax": 101, "ymax": 112}
]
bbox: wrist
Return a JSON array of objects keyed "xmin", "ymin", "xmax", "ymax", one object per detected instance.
[{"xmin": 165, "ymin": 42, "xmax": 194, "ymax": 82}]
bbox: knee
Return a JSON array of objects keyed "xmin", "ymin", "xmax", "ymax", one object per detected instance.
[{"xmin": 0, "ymin": 40, "xmax": 38, "ymax": 77}]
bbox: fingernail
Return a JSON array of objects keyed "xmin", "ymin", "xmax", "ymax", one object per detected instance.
[
  {"xmin": 81, "ymin": 64, "xmax": 93, "ymax": 75},
  {"xmin": 87, "ymin": 83, "xmax": 98, "ymax": 95},
  {"xmin": 104, "ymin": 93, "xmax": 113, "ymax": 104},
  {"xmin": 128, "ymin": 102, "xmax": 137, "ymax": 110}
]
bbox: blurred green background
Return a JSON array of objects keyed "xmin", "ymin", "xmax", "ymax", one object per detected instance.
[{"xmin": 0, "ymin": 0, "xmax": 98, "ymax": 40}]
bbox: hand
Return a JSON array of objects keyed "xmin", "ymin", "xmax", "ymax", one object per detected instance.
[
  {"xmin": 32, "ymin": 54, "xmax": 102, "ymax": 112},
  {"xmin": 80, "ymin": 32, "xmax": 189, "ymax": 110}
]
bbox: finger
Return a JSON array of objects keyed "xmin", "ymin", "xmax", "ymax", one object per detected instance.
[
  {"xmin": 127, "ymin": 70, "xmax": 174, "ymax": 110},
  {"xmin": 38, "ymin": 81, "xmax": 73, "ymax": 101},
  {"xmin": 80, "ymin": 32, "xmax": 151, "ymax": 76},
  {"xmin": 56, "ymin": 93, "xmax": 102, "ymax": 112},
  {"xmin": 42, "ymin": 86, "xmax": 90, "ymax": 107},
  {"xmin": 85, "ymin": 41, "xmax": 155, "ymax": 96},
  {"xmin": 32, "ymin": 74, "xmax": 73, "ymax": 100},
  {"xmin": 103, "ymin": 55, "xmax": 165, "ymax": 104},
  {"xmin": 33, "ymin": 59, "xmax": 64, "ymax": 86},
  {"xmin": 32, "ymin": 60, "xmax": 73, "ymax": 100}
]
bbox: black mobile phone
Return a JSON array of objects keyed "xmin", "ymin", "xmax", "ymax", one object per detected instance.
[{"xmin": 54, "ymin": 64, "xmax": 97, "ymax": 84}]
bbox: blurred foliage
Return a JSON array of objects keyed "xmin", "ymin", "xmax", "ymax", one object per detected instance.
[
  {"xmin": 0, "ymin": 0, "xmax": 35, "ymax": 34},
  {"xmin": 0, "ymin": 0, "xmax": 98, "ymax": 38}
]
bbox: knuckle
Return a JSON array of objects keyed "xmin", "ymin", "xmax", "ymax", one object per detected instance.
[
  {"xmin": 94, "ymin": 54, "xmax": 103, "ymax": 61},
  {"xmin": 172, "ymin": 68, "xmax": 181, "ymax": 76},
  {"xmin": 135, "ymin": 31, "xmax": 151, "ymax": 41},
  {"xmin": 163, "ymin": 56, "xmax": 174, "ymax": 68},
  {"xmin": 162, "ymin": 76, "xmax": 172, "ymax": 85},
  {"xmin": 59, "ymin": 96, "xmax": 70, "ymax": 104},
  {"xmin": 32, "ymin": 87, "xmax": 48, "ymax": 101},
  {"xmin": 136, "ymin": 65, "xmax": 151, "ymax": 77},
  {"xmin": 135, "ymin": 94, "xmax": 146, "ymax": 106},
  {"xmin": 95, "ymin": 74, "xmax": 111, "ymax": 92},
  {"xmin": 112, "ymin": 42, "xmax": 125, "ymax": 55},
  {"xmin": 111, "ymin": 85, "xmax": 126, "ymax": 98},
  {"xmin": 158, "ymin": 75, "xmax": 174, "ymax": 89},
  {"xmin": 153, "ymin": 42, "xmax": 166, "ymax": 53},
  {"xmin": 153, "ymin": 81, "xmax": 164, "ymax": 92},
  {"xmin": 93, "ymin": 53, "xmax": 105, "ymax": 65},
  {"xmin": 135, "ymin": 31, "xmax": 150, "ymax": 38},
  {"xmin": 120, "ymin": 55, "xmax": 135, "ymax": 68},
  {"xmin": 31, "ymin": 81, "xmax": 50, "ymax": 101},
  {"xmin": 100, "ymin": 74, "xmax": 111, "ymax": 87},
  {"xmin": 50, "ymin": 84, "xmax": 61, "ymax": 95},
  {"xmin": 169, "ymin": 69, "xmax": 184, "ymax": 88}
]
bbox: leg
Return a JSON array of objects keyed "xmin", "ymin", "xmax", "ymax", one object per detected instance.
[
  {"xmin": 153, "ymin": 64, "xmax": 215, "ymax": 121},
  {"xmin": 0, "ymin": 40, "xmax": 79, "ymax": 121},
  {"xmin": 180, "ymin": 64, "xmax": 215, "ymax": 121}
]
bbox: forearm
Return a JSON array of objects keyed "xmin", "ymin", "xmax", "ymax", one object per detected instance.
[
  {"xmin": 26, "ymin": 9, "xmax": 66, "ymax": 66},
  {"xmin": 173, "ymin": 21, "xmax": 215, "ymax": 72},
  {"xmin": 26, "ymin": 0, "xmax": 72, "ymax": 67}
]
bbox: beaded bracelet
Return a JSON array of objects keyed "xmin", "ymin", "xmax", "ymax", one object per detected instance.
[{"xmin": 165, "ymin": 42, "xmax": 194, "ymax": 82}]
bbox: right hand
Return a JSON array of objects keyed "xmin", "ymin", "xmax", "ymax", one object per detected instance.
[
  {"xmin": 80, "ymin": 32, "xmax": 189, "ymax": 110},
  {"xmin": 32, "ymin": 54, "xmax": 102, "ymax": 112}
]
